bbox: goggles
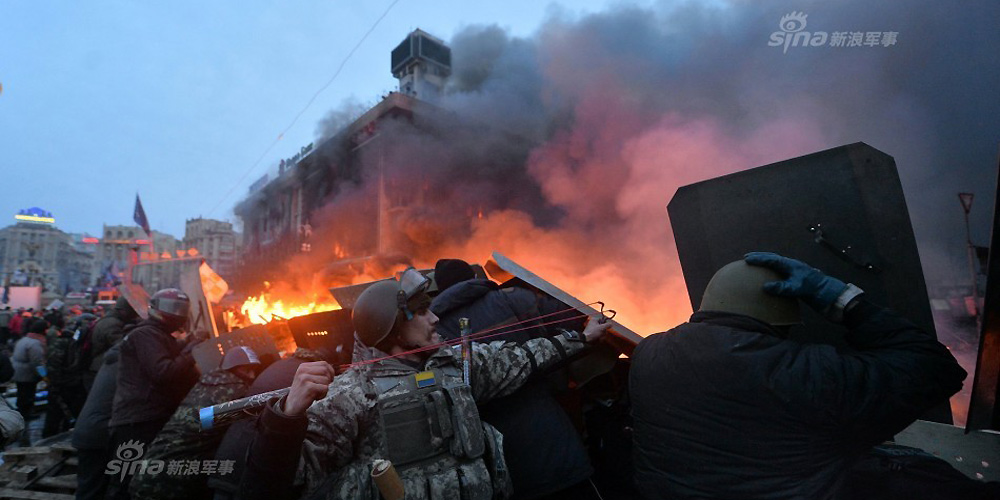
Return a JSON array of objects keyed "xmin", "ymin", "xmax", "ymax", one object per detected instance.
[{"xmin": 395, "ymin": 267, "xmax": 431, "ymax": 320}]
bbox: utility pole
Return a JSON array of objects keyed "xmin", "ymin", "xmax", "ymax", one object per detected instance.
[{"xmin": 959, "ymin": 192, "xmax": 981, "ymax": 332}]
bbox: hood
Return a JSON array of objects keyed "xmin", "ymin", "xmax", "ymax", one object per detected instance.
[{"xmin": 430, "ymin": 279, "xmax": 499, "ymax": 317}]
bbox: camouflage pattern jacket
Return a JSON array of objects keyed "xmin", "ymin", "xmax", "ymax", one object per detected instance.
[
  {"xmin": 47, "ymin": 332, "xmax": 82, "ymax": 388},
  {"xmin": 243, "ymin": 335, "xmax": 588, "ymax": 500},
  {"xmin": 130, "ymin": 368, "xmax": 251, "ymax": 500}
]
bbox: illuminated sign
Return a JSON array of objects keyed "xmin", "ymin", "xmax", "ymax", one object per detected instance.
[
  {"xmin": 278, "ymin": 143, "xmax": 314, "ymax": 173},
  {"xmin": 15, "ymin": 207, "xmax": 54, "ymax": 224},
  {"xmin": 82, "ymin": 237, "xmax": 99, "ymax": 244}
]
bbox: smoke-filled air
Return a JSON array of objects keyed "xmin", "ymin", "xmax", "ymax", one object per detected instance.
[{"xmin": 250, "ymin": 0, "xmax": 1000, "ymax": 336}]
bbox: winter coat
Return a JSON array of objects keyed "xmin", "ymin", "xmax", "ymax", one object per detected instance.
[
  {"xmin": 241, "ymin": 335, "xmax": 590, "ymax": 500},
  {"xmin": 432, "ymin": 280, "xmax": 544, "ymax": 342},
  {"xmin": 11, "ymin": 335, "xmax": 44, "ymax": 383},
  {"xmin": 110, "ymin": 319, "xmax": 200, "ymax": 427},
  {"xmin": 72, "ymin": 342, "xmax": 121, "ymax": 450},
  {"xmin": 47, "ymin": 330, "xmax": 83, "ymax": 388},
  {"xmin": 88, "ymin": 305, "xmax": 135, "ymax": 374},
  {"xmin": 0, "ymin": 396, "xmax": 24, "ymax": 446},
  {"xmin": 130, "ymin": 369, "xmax": 252, "ymax": 500},
  {"xmin": 432, "ymin": 280, "xmax": 593, "ymax": 498},
  {"xmin": 629, "ymin": 301, "xmax": 967, "ymax": 500}
]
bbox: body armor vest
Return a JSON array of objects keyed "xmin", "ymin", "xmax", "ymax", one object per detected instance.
[{"xmin": 374, "ymin": 366, "xmax": 486, "ymax": 470}]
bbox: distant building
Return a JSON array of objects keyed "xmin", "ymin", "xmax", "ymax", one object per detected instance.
[
  {"xmin": 233, "ymin": 30, "xmax": 456, "ymax": 289},
  {"xmin": 0, "ymin": 209, "xmax": 93, "ymax": 293},
  {"xmin": 183, "ymin": 217, "xmax": 239, "ymax": 280},
  {"xmin": 95, "ymin": 224, "xmax": 189, "ymax": 291}
]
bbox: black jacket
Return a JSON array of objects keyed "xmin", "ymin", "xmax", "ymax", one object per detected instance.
[
  {"xmin": 73, "ymin": 342, "xmax": 121, "ymax": 450},
  {"xmin": 89, "ymin": 304, "xmax": 136, "ymax": 374},
  {"xmin": 110, "ymin": 319, "xmax": 199, "ymax": 427},
  {"xmin": 431, "ymin": 279, "xmax": 593, "ymax": 498},
  {"xmin": 209, "ymin": 353, "xmax": 319, "ymax": 496},
  {"xmin": 629, "ymin": 301, "xmax": 967, "ymax": 500}
]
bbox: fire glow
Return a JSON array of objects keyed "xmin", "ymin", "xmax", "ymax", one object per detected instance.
[{"xmin": 240, "ymin": 291, "xmax": 340, "ymax": 325}]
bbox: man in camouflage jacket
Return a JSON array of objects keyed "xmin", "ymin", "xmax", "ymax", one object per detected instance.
[
  {"xmin": 240, "ymin": 270, "xmax": 611, "ymax": 500},
  {"xmin": 130, "ymin": 346, "xmax": 262, "ymax": 500}
]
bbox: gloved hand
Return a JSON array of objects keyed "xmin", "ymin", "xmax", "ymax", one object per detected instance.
[{"xmin": 744, "ymin": 252, "xmax": 848, "ymax": 312}]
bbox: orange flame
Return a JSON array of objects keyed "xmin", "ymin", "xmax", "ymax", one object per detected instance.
[{"xmin": 240, "ymin": 291, "xmax": 340, "ymax": 325}]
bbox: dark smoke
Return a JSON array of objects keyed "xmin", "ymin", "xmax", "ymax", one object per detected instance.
[{"xmin": 246, "ymin": 0, "xmax": 1000, "ymax": 335}]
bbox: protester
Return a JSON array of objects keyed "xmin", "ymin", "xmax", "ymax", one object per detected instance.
[
  {"xmin": 629, "ymin": 253, "xmax": 967, "ymax": 500},
  {"xmin": 11, "ymin": 319, "xmax": 46, "ymax": 446},
  {"xmin": 106, "ymin": 288, "xmax": 203, "ymax": 500},
  {"xmin": 85, "ymin": 296, "xmax": 138, "ymax": 390},
  {"xmin": 8, "ymin": 309, "xmax": 24, "ymax": 343},
  {"xmin": 130, "ymin": 346, "xmax": 263, "ymax": 500},
  {"xmin": 209, "ymin": 347, "xmax": 325, "ymax": 500},
  {"xmin": 239, "ymin": 268, "xmax": 611, "ymax": 500},
  {"xmin": 0, "ymin": 306, "xmax": 13, "ymax": 346},
  {"xmin": 0, "ymin": 396, "xmax": 24, "ymax": 448},
  {"xmin": 73, "ymin": 340, "xmax": 125, "ymax": 500},
  {"xmin": 431, "ymin": 258, "xmax": 595, "ymax": 499},
  {"xmin": 42, "ymin": 326, "xmax": 86, "ymax": 437}
]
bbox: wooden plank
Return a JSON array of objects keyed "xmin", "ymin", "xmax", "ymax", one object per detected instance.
[
  {"xmin": 0, "ymin": 487, "xmax": 76, "ymax": 500},
  {"xmin": 488, "ymin": 252, "xmax": 643, "ymax": 355},
  {"xmin": 36, "ymin": 474, "xmax": 77, "ymax": 490}
]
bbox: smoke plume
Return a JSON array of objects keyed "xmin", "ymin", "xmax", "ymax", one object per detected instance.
[{"xmin": 249, "ymin": 0, "xmax": 1000, "ymax": 337}]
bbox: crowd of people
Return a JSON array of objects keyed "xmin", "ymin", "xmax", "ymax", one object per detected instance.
[
  {"xmin": 0, "ymin": 300, "xmax": 131, "ymax": 447},
  {"xmin": 0, "ymin": 252, "xmax": 994, "ymax": 500}
]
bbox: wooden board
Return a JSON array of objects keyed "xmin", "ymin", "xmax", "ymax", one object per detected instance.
[{"xmin": 486, "ymin": 252, "xmax": 642, "ymax": 357}]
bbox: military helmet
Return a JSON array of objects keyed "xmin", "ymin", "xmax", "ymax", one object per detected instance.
[
  {"xmin": 149, "ymin": 288, "xmax": 190, "ymax": 328},
  {"xmin": 221, "ymin": 346, "xmax": 261, "ymax": 371},
  {"xmin": 353, "ymin": 268, "xmax": 431, "ymax": 347},
  {"xmin": 699, "ymin": 260, "xmax": 801, "ymax": 326}
]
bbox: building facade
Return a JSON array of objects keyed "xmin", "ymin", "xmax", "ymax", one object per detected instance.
[
  {"xmin": 0, "ymin": 211, "xmax": 93, "ymax": 293},
  {"xmin": 183, "ymin": 218, "xmax": 239, "ymax": 280},
  {"xmin": 94, "ymin": 225, "xmax": 188, "ymax": 290}
]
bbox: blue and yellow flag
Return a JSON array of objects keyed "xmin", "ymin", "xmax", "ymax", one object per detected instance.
[{"xmin": 414, "ymin": 371, "xmax": 436, "ymax": 388}]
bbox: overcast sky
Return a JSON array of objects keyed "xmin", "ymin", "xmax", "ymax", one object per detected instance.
[
  {"xmin": 0, "ymin": 0, "xmax": 633, "ymax": 237},
  {"xmin": 1, "ymin": 0, "xmax": 996, "ymax": 257}
]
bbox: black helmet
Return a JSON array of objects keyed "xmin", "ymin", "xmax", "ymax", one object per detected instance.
[
  {"xmin": 149, "ymin": 288, "xmax": 190, "ymax": 329},
  {"xmin": 221, "ymin": 346, "xmax": 261, "ymax": 371}
]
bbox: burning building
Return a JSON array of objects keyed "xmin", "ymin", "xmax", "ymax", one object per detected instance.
[{"xmin": 232, "ymin": 29, "xmax": 547, "ymax": 319}]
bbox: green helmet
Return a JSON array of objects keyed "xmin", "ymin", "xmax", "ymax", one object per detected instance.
[
  {"xmin": 352, "ymin": 268, "xmax": 431, "ymax": 347},
  {"xmin": 699, "ymin": 260, "xmax": 801, "ymax": 326}
]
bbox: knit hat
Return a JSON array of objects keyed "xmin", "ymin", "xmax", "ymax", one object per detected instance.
[{"xmin": 434, "ymin": 259, "xmax": 475, "ymax": 293}]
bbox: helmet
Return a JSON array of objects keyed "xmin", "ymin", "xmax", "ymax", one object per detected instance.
[
  {"xmin": 149, "ymin": 288, "xmax": 190, "ymax": 329},
  {"xmin": 699, "ymin": 260, "xmax": 801, "ymax": 326},
  {"xmin": 114, "ymin": 296, "xmax": 138, "ymax": 320},
  {"xmin": 221, "ymin": 346, "xmax": 261, "ymax": 371},
  {"xmin": 353, "ymin": 268, "xmax": 430, "ymax": 347}
]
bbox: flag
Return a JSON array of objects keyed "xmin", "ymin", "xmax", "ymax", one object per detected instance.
[
  {"xmin": 134, "ymin": 194, "xmax": 151, "ymax": 236},
  {"xmin": 199, "ymin": 261, "xmax": 229, "ymax": 304}
]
